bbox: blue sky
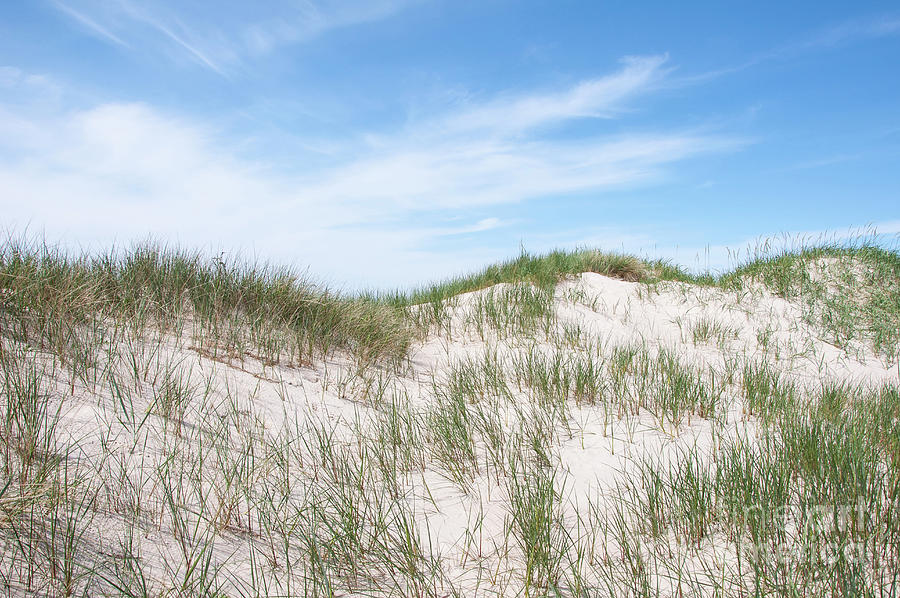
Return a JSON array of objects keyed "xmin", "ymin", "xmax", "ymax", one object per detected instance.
[{"xmin": 1, "ymin": 1, "xmax": 898, "ymax": 289}]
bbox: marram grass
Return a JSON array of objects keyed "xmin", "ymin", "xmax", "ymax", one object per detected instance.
[
  {"xmin": 0, "ymin": 236, "xmax": 411, "ymax": 366},
  {"xmin": 0, "ymin": 231, "xmax": 899, "ymax": 597}
]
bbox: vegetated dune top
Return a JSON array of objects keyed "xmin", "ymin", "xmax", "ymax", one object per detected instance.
[{"xmin": 0, "ymin": 239, "xmax": 898, "ymax": 596}]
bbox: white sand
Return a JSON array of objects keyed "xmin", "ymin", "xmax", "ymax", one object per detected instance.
[{"xmin": 7, "ymin": 270, "xmax": 897, "ymax": 596}]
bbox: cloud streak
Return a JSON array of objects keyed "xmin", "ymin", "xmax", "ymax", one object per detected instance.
[
  {"xmin": 242, "ymin": 0, "xmax": 421, "ymax": 55},
  {"xmin": 438, "ymin": 55, "xmax": 670, "ymax": 136},
  {"xmin": 293, "ymin": 55, "xmax": 739, "ymax": 213},
  {"xmin": 50, "ymin": 0, "xmax": 420, "ymax": 75},
  {"xmin": 0, "ymin": 58, "xmax": 742, "ymax": 287},
  {"xmin": 675, "ymin": 12, "xmax": 900, "ymax": 85},
  {"xmin": 792, "ymin": 13, "xmax": 900, "ymax": 51},
  {"xmin": 51, "ymin": 1, "xmax": 130, "ymax": 48}
]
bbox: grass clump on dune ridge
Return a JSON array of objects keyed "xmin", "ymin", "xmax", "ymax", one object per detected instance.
[
  {"xmin": 388, "ymin": 237, "xmax": 900, "ymax": 359},
  {"xmin": 384, "ymin": 247, "xmax": 681, "ymax": 337},
  {"xmin": 0, "ymin": 236, "xmax": 411, "ymax": 365},
  {"xmin": 3, "ymin": 234, "xmax": 897, "ymax": 362},
  {"xmin": 720, "ymin": 243, "xmax": 900, "ymax": 359},
  {"xmin": 387, "ymin": 247, "xmax": 654, "ymax": 308}
]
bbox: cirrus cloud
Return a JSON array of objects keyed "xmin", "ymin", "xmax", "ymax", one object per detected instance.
[{"xmin": 0, "ymin": 56, "xmax": 744, "ymax": 287}]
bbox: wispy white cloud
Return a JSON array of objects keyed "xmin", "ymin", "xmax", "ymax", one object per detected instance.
[
  {"xmin": 0, "ymin": 59, "xmax": 743, "ymax": 287},
  {"xmin": 295, "ymin": 56, "xmax": 739, "ymax": 212},
  {"xmin": 49, "ymin": 0, "xmax": 419, "ymax": 75},
  {"xmin": 777, "ymin": 153, "xmax": 861, "ymax": 172},
  {"xmin": 0, "ymin": 66, "xmax": 62, "ymax": 96},
  {"xmin": 51, "ymin": 1, "xmax": 130, "ymax": 48},
  {"xmin": 438, "ymin": 55, "xmax": 670, "ymax": 136},
  {"xmin": 242, "ymin": 0, "xmax": 421, "ymax": 55},
  {"xmin": 676, "ymin": 13, "xmax": 900, "ymax": 85},
  {"xmin": 127, "ymin": 10, "xmax": 230, "ymax": 75},
  {"xmin": 792, "ymin": 13, "xmax": 900, "ymax": 51},
  {"xmin": 436, "ymin": 217, "xmax": 505, "ymax": 236},
  {"xmin": 299, "ymin": 132, "xmax": 739, "ymax": 213}
]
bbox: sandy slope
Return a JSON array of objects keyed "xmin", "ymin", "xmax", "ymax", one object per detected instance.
[{"xmin": 6, "ymin": 270, "xmax": 897, "ymax": 596}]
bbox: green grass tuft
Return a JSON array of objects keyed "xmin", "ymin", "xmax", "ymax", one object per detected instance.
[
  {"xmin": 0, "ymin": 235, "xmax": 411, "ymax": 366},
  {"xmin": 385, "ymin": 247, "xmax": 655, "ymax": 308}
]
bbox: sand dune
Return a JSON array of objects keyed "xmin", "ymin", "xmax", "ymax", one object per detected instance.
[{"xmin": 1, "ymin": 244, "xmax": 898, "ymax": 596}]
